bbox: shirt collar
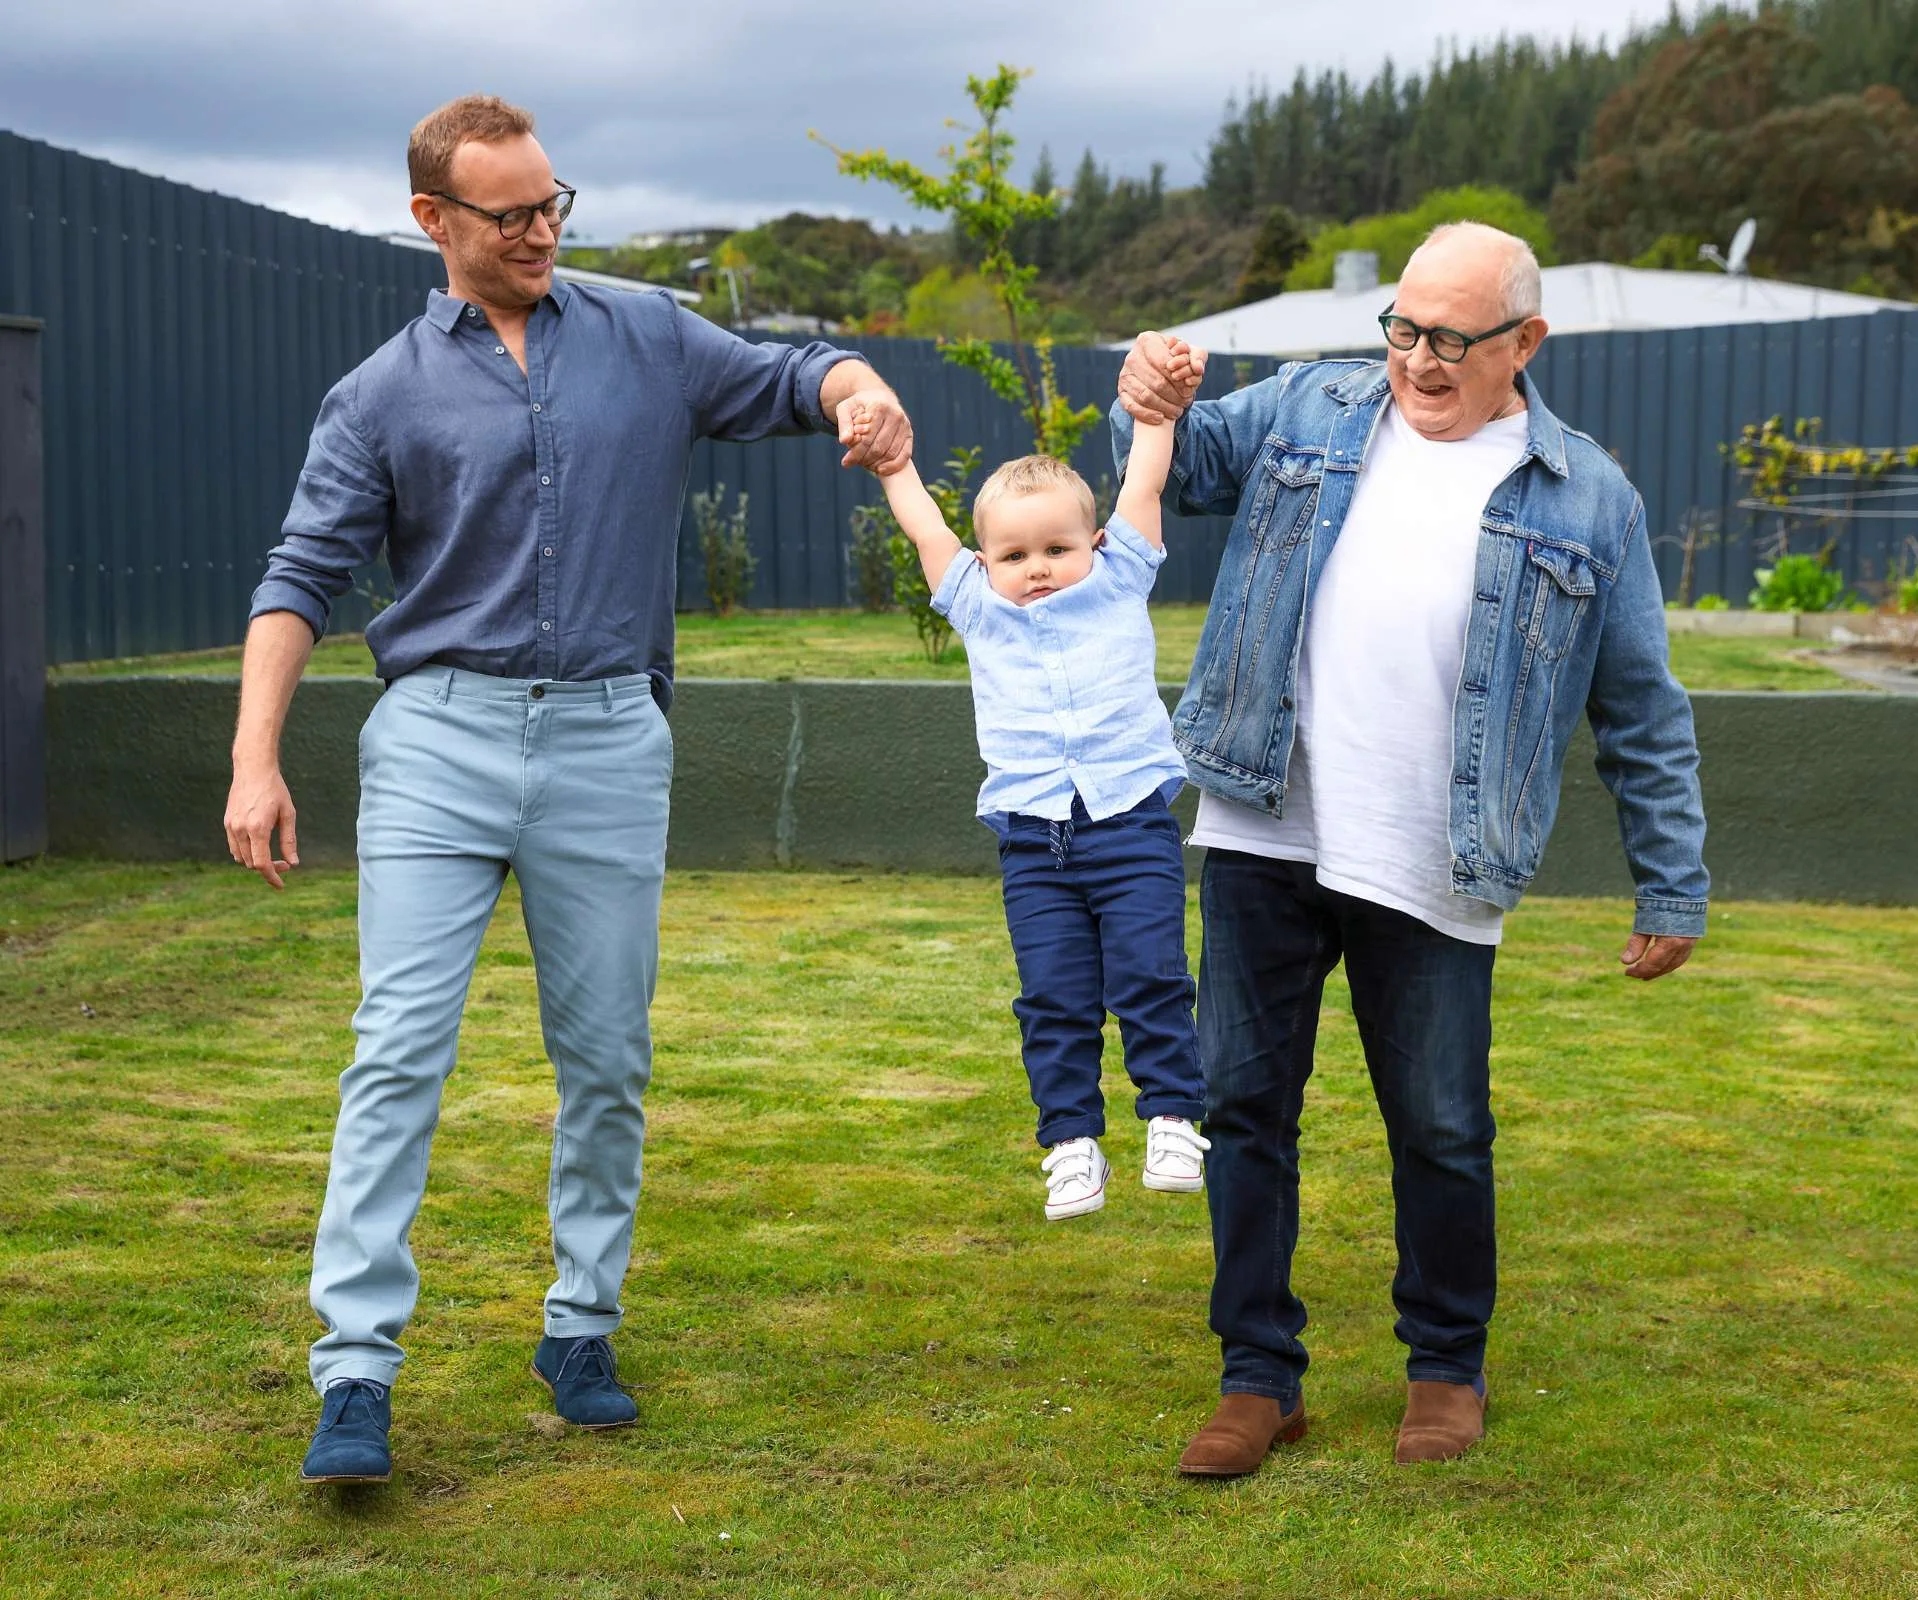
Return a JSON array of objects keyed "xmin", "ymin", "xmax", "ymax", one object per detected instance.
[{"xmin": 424, "ymin": 278, "xmax": 575, "ymax": 332}]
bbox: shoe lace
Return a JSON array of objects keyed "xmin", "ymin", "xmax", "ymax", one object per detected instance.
[
  {"xmin": 1041, "ymin": 1139, "xmax": 1097, "ymax": 1193},
  {"xmin": 555, "ymin": 1335, "xmax": 620, "ymax": 1389},
  {"xmin": 1149, "ymin": 1119, "xmax": 1211, "ymax": 1163},
  {"xmin": 323, "ymin": 1378, "xmax": 387, "ymax": 1428}
]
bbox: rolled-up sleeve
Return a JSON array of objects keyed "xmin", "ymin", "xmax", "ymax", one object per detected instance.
[
  {"xmin": 672, "ymin": 304, "xmax": 861, "ymax": 439},
  {"xmin": 249, "ymin": 376, "xmax": 392, "ymax": 638}
]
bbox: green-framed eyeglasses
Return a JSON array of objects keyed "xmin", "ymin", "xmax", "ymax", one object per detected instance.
[{"xmin": 1378, "ymin": 306, "xmax": 1527, "ymax": 363}]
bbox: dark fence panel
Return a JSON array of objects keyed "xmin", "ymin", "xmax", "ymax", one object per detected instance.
[
  {"xmin": 0, "ymin": 316, "xmax": 46, "ymax": 859},
  {"xmin": 0, "ymin": 130, "xmax": 444, "ymax": 663},
  {"xmin": 7, "ymin": 130, "xmax": 1917, "ymax": 655}
]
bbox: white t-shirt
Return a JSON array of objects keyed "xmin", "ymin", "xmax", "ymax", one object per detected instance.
[{"xmin": 1189, "ymin": 401, "xmax": 1530, "ymax": 945}]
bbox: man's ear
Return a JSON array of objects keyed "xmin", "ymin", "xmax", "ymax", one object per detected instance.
[{"xmin": 410, "ymin": 193, "xmax": 449, "ymax": 247}]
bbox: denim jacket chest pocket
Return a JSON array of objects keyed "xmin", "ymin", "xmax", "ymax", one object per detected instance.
[
  {"xmin": 1246, "ymin": 443, "xmax": 1325, "ymax": 553},
  {"xmin": 1514, "ymin": 540, "xmax": 1597, "ymax": 662}
]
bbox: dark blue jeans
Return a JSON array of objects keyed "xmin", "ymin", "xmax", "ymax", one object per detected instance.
[
  {"xmin": 999, "ymin": 793, "xmax": 1206, "ymax": 1147},
  {"xmin": 1199, "ymin": 851, "xmax": 1498, "ymax": 1403}
]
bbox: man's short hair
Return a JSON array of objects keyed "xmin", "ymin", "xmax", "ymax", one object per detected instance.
[
  {"xmin": 973, "ymin": 454, "xmax": 1097, "ymax": 538},
  {"xmin": 408, "ymin": 95, "xmax": 537, "ymax": 197},
  {"xmin": 1418, "ymin": 221, "xmax": 1543, "ymax": 322}
]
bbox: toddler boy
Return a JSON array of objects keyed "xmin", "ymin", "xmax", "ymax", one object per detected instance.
[{"xmin": 850, "ymin": 345, "xmax": 1209, "ymax": 1220}]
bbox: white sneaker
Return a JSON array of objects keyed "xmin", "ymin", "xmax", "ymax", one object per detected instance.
[
  {"xmin": 1143, "ymin": 1116, "xmax": 1210, "ymax": 1193},
  {"xmin": 1040, "ymin": 1137, "xmax": 1110, "ymax": 1221}
]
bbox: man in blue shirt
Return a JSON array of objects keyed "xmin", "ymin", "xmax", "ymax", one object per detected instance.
[{"xmin": 223, "ymin": 95, "xmax": 911, "ymax": 1485}]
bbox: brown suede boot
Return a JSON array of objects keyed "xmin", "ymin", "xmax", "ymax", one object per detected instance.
[
  {"xmin": 1394, "ymin": 1380, "xmax": 1487, "ymax": 1464},
  {"xmin": 1176, "ymin": 1393, "xmax": 1307, "ymax": 1477}
]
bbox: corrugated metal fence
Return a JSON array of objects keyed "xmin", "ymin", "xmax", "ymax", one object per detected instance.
[
  {"xmin": 6, "ymin": 129, "xmax": 1917, "ymax": 661},
  {"xmin": 1, "ymin": 130, "xmax": 444, "ymax": 662}
]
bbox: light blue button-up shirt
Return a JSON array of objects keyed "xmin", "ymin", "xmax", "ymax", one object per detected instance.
[{"xmin": 932, "ymin": 511, "xmax": 1186, "ymax": 823}]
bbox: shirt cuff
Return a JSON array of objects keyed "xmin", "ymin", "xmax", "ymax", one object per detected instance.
[
  {"xmin": 1102, "ymin": 511, "xmax": 1166, "ymax": 567},
  {"xmin": 248, "ymin": 578, "xmax": 330, "ymax": 640},
  {"xmin": 1632, "ymin": 896, "xmax": 1708, "ymax": 939},
  {"xmin": 797, "ymin": 345, "xmax": 868, "ymax": 433}
]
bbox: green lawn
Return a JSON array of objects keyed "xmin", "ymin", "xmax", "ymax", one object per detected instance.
[
  {"xmin": 1, "ymin": 863, "xmax": 1913, "ymax": 1598},
  {"xmin": 50, "ymin": 607, "xmax": 1859, "ymax": 692}
]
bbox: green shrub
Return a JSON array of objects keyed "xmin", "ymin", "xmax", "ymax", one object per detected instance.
[
  {"xmin": 1749, "ymin": 553, "xmax": 1847, "ymax": 613},
  {"xmin": 1898, "ymin": 574, "xmax": 1918, "ymax": 614},
  {"xmin": 847, "ymin": 504, "xmax": 896, "ymax": 612},
  {"xmin": 692, "ymin": 484, "xmax": 755, "ymax": 616},
  {"xmin": 1694, "ymin": 592, "xmax": 1730, "ymax": 611}
]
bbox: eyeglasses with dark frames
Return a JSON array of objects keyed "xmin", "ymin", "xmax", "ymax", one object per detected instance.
[
  {"xmin": 1378, "ymin": 306, "xmax": 1528, "ymax": 363},
  {"xmin": 432, "ymin": 184, "xmax": 577, "ymax": 240}
]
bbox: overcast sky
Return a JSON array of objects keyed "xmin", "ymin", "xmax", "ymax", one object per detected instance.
[{"xmin": 4, "ymin": 0, "xmax": 1680, "ymax": 242}]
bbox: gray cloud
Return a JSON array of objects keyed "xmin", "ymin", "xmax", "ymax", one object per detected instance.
[{"xmin": 3, "ymin": 0, "xmax": 1667, "ymax": 238}]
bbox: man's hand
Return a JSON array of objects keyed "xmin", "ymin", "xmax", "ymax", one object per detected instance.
[
  {"xmin": 836, "ymin": 386, "xmax": 913, "ymax": 475},
  {"xmin": 225, "ymin": 761, "xmax": 299, "ymax": 890},
  {"xmin": 1619, "ymin": 931, "xmax": 1697, "ymax": 981},
  {"xmin": 1119, "ymin": 331, "xmax": 1208, "ymax": 423}
]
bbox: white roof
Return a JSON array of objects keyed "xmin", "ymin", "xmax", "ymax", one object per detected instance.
[
  {"xmin": 377, "ymin": 232, "xmax": 700, "ymax": 305},
  {"xmin": 1153, "ymin": 262, "xmax": 1906, "ymax": 359}
]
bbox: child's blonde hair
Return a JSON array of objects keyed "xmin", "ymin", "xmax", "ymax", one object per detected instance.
[{"xmin": 972, "ymin": 454, "xmax": 1097, "ymax": 539}]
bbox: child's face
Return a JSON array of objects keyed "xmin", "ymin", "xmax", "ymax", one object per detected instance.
[{"xmin": 976, "ymin": 488, "xmax": 1103, "ymax": 605}]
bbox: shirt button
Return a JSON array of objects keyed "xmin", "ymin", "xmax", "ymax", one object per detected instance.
[
  {"xmin": 1321, "ymin": 519, "xmax": 1331, "ymax": 527},
  {"xmin": 1281, "ymin": 695, "xmax": 1295, "ymax": 710},
  {"xmin": 541, "ymin": 475, "xmax": 552, "ymax": 485},
  {"xmin": 540, "ymin": 620, "xmax": 553, "ymax": 631},
  {"xmin": 543, "ymin": 546, "xmax": 554, "ymax": 557},
  {"xmin": 532, "ymin": 403, "xmax": 542, "ymax": 412},
  {"xmin": 495, "ymin": 345, "xmax": 506, "ymax": 355},
  {"xmin": 465, "ymin": 307, "xmax": 479, "ymax": 319},
  {"xmin": 1066, "ymin": 758, "xmax": 1079, "ymax": 768}
]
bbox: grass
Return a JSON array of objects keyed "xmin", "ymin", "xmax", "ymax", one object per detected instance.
[
  {"xmin": 0, "ymin": 861, "xmax": 1913, "ymax": 1598},
  {"xmin": 49, "ymin": 607, "xmax": 1860, "ymax": 692}
]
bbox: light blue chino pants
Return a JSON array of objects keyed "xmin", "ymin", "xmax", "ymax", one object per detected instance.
[{"xmin": 308, "ymin": 667, "xmax": 671, "ymax": 1392}]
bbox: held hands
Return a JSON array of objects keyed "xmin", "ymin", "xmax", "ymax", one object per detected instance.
[
  {"xmin": 224, "ymin": 762, "xmax": 299, "ymax": 890},
  {"xmin": 837, "ymin": 387, "xmax": 913, "ymax": 475},
  {"xmin": 1619, "ymin": 931, "xmax": 1697, "ymax": 981},
  {"xmin": 1119, "ymin": 331, "xmax": 1208, "ymax": 424}
]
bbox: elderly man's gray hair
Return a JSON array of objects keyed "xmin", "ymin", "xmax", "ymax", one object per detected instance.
[{"xmin": 1414, "ymin": 222, "xmax": 1543, "ymax": 322}]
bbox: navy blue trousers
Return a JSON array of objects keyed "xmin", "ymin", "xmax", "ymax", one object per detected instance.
[
  {"xmin": 1199, "ymin": 851, "xmax": 1499, "ymax": 1403},
  {"xmin": 998, "ymin": 793, "xmax": 1206, "ymax": 1147}
]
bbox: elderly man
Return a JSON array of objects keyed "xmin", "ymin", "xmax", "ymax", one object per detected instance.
[
  {"xmin": 1114, "ymin": 222, "xmax": 1707, "ymax": 1475},
  {"xmin": 225, "ymin": 94, "xmax": 912, "ymax": 1485}
]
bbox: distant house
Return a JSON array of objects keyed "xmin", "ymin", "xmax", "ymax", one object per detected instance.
[{"xmin": 1152, "ymin": 258, "xmax": 1908, "ymax": 359}]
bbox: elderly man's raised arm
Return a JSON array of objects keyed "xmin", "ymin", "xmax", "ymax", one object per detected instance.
[
  {"xmin": 1109, "ymin": 332, "xmax": 1289, "ymax": 518},
  {"xmin": 1585, "ymin": 494, "xmax": 1710, "ymax": 969}
]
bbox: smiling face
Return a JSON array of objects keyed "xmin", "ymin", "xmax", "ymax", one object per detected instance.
[
  {"xmin": 1386, "ymin": 228, "xmax": 1547, "ymax": 441},
  {"xmin": 976, "ymin": 487, "xmax": 1103, "ymax": 605},
  {"xmin": 416, "ymin": 133, "xmax": 561, "ymax": 313}
]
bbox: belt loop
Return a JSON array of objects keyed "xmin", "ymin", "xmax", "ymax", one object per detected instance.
[
  {"xmin": 602, "ymin": 680, "xmax": 614, "ymax": 712},
  {"xmin": 436, "ymin": 669, "xmax": 454, "ymax": 705}
]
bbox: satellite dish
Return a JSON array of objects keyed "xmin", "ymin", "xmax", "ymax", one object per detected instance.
[{"xmin": 1698, "ymin": 218, "xmax": 1757, "ymax": 276}]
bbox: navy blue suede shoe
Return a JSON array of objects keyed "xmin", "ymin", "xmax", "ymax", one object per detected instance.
[
  {"xmin": 533, "ymin": 1334, "xmax": 638, "ymax": 1429},
  {"xmin": 300, "ymin": 1379, "xmax": 392, "ymax": 1484}
]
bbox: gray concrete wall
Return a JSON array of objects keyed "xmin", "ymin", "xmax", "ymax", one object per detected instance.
[{"xmin": 42, "ymin": 677, "xmax": 1918, "ymax": 903}]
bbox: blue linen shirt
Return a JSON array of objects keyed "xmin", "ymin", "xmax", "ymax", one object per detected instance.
[
  {"xmin": 932, "ymin": 511, "xmax": 1187, "ymax": 823},
  {"xmin": 251, "ymin": 282, "xmax": 859, "ymax": 702}
]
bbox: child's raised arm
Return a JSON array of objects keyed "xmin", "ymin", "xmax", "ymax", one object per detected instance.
[
  {"xmin": 1114, "ymin": 338, "xmax": 1202, "ymax": 550},
  {"xmin": 847, "ymin": 399, "xmax": 965, "ymax": 591},
  {"xmin": 877, "ymin": 459, "xmax": 965, "ymax": 593}
]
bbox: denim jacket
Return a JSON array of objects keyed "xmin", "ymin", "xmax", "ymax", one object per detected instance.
[{"xmin": 1111, "ymin": 360, "xmax": 1709, "ymax": 937}]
